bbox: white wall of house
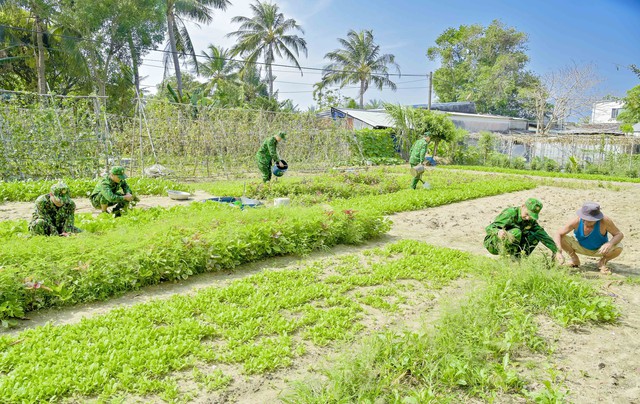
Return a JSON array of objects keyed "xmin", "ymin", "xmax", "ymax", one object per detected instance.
[
  {"xmin": 448, "ymin": 112, "xmax": 528, "ymax": 132},
  {"xmin": 591, "ymin": 101, "xmax": 625, "ymax": 123}
]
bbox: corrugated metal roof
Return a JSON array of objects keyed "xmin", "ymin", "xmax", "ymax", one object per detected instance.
[{"xmin": 336, "ymin": 108, "xmax": 396, "ymax": 128}]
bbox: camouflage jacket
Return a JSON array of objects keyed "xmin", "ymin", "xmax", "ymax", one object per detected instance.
[
  {"xmin": 256, "ymin": 137, "xmax": 280, "ymax": 164},
  {"xmin": 486, "ymin": 206, "xmax": 558, "ymax": 253},
  {"xmin": 31, "ymin": 194, "xmax": 76, "ymax": 234},
  {"xmin": 90, "ymin": 175, "xmax": 132, "ymax": 204},
  {"xmin": 409, "ymin": 138, "xmax": 430, "ymax": 166}
]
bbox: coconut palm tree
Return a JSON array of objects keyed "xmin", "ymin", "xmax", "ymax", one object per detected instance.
[
  {"xmin": 164, "ymin": 0, "xmax": 231, "ymax": 98},
  {"xmin": 227, "ymin": 0, "xmax": 307, "ymax": 99},
  {"xmin": 192, "ymin": 44, "xmax": 239, "ymax": 95},
  {"xmin": 321, "ymin": 29, "xmax": 400, "ymax": 109}
]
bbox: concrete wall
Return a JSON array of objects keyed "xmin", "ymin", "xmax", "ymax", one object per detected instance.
[{"xmin": 591, "ymin": 101, "xmax": 625, "ymax": 123}]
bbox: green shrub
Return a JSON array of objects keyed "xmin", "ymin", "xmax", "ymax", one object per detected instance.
[
  {"xmin": 349, "ymin": 128, "xmax": 400, "ymax": 163},
  {"xmin": 510, "ymin": 156, "xmax": 527, "ymax": 170}
]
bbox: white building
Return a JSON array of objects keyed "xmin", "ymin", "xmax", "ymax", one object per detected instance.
[
  {"xmin": 323, "ymin": 107, "xmax": 528, "ymax": 132},
  {"xmin": 591, "ymin": 101, "xmax": 625, "ymax": 123}
]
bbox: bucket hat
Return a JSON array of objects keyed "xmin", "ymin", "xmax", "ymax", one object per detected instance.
[
  {"xmin": 576, "ymin": 202, "xmax": 604, "ymax": 221},
  {"xmin": 525, "ymin": 198, "xmax": 542, "ymax": 220},
  {"xmin": 110, "ymin": 166, "xmax": 127, "ymax": 180},
  {"xmin": 50, "ymin": 182, "xmax": 71, "ymax": 204}
]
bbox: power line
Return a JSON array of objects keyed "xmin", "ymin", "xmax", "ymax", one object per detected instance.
[{"xmin": 0, "ymin": 23, "xmax": 428, "ymax": 78}]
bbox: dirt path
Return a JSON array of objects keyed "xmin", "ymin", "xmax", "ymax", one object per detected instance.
[{"xmin": 542, "ymin": 282, "xmax": 640, "ymax": 403}]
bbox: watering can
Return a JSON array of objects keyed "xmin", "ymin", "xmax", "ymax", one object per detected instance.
[
  {"xmin": 410, "ymin": 164, "xmax": 425, "ymax": 178},
  {"xmin": 272, "ymin": 159, "xmax": 288, "ymax": 177}
]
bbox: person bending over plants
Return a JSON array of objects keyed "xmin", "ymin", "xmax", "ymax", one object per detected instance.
[
  {"xmin": 90, "ymin": 166, "xmax": 136, "ymax": 217},
  {"xmin": 553, "ymin": 202, "xmax": 624, "ymax": 275},
  {"xmin": 484, "ymin": 198, "xmax": 560, "ymax": 259},
  {"xmin": 256, "ymin": 132, "xmax": 286, "ymax": 183},
  {"xmin": 29, "ymin": 182, "xmax": 82, "ymax": 236}
]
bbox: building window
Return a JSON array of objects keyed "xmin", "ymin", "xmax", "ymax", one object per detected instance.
[{"xmin": 611, "ymin": 108, "xmax": 621, "ymax": 119}]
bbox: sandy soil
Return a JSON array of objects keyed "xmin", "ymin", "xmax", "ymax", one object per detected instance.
[
  {"xmin": 2, "ymin": 182, "xmax": 640, "ymax": 402},
  {"xmin": 389, "ymin": 185, "xmax": 640, "ymax": 276}
]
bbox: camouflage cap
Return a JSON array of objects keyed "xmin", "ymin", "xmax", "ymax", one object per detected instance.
[
  {"xmin": 50, "ymin": 182, "xmax": 71, "ymax": 204},
  {"xmin": 423, "ymin": 131, "xmax": 431, "ymax": 137},
  {"xmin": 276, "ymin": 132, "xmax": 287, "ymax": 141},
  {"xmin": 110, "ymin": 166, "xmax": 127, "ymax": 180},
  {"xmin": 525, "ymin": 198, "xmax": 543, "ymax": 220}
]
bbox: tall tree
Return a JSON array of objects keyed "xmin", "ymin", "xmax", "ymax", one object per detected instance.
[
  {"xmin": 192, "ymin": 44, "xmax": 239, "ymax": 95},
  {"xmin": 617, "ymin": 85, "xmax": 640, "ymax": 132},
  {"xmin": 57, "ymin": 0, "xmax": 165, "ymax": 112},
  {"xmin": 521, "ymin": 63, "xmax": 601, "ymax": 135},
  {"xmin": 0, "ymin": 4, "xmax": 39, "ymax": 90},
  {"xmin": 4, "ymin": 0, "xmax": 56, "ymax": 94},
  {"xmin": 164, "ymin": 0, "xmax": 231, "ymax": 98},
  {"xmin": 321, "ymin": 29, "xmax": 400, "ymax": 109},
  {"xmin": 427, "ymin": 20, "xmax": 537, "ymax": 117},
  {"xmin": 227, "ymin": 0, "xmax": 307, "ymax": 99}
]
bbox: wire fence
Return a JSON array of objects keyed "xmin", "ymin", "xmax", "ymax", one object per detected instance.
[{"xmin": 0, "ymin": 93, "xmax": 356, "ymax": 180}]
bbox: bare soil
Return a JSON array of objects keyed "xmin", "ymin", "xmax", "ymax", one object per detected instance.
[{"xmin": 2, "ymin": 183, "xmax": 640, "ymax": 403}]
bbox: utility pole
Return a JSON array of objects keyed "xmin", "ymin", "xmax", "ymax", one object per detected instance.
[{"xmin": 428, "ymin": 72, "xmax": 433, "ymax": 110}]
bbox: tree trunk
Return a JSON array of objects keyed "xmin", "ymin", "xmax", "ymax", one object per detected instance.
[
  {"xmin": 433, "ymin": 139, "xmax": 439, "ymax": 158},
  {"xmin": 359, "ymin": 80, "xmax": 365, "ymax": 109},
  {"xmin": 167, "ymin": 12, "xmax": 183, "ymax": 98},
  {"xmin": 35, "ymin": 15, "xmax": 47, "ymax": 95},
  {"xmin": 267, "ymin": 44, "xmax": 274, "ymax": 99},
  {"xmin": 128, "ymin": 36, "xmax": 140, "ymax": 94}
]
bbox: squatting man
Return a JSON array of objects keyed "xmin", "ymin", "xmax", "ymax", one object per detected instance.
[{"xmin": 553, "ymin": 202, "xmax": 624, "ymax": 275}]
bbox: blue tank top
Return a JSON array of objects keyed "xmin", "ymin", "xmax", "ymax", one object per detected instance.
[{"xmin": 574, "ymin": 219, "xmax": 608, "ymax": 250}]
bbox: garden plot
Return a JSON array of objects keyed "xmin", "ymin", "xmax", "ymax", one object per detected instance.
[
  {"xmin": 2, "ymin": 171, "xmax": 639, "ymax": 402},
  {"xmin": 389, "ymin": 184, "xmax": 640, "ymax": 275}
]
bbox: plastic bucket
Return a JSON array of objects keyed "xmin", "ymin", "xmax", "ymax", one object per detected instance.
[
  {"xmin": 272, "ymin": 159, "xmax": 288, "ymax": 177},
  {"xmin": 410, "ymin": 164, "xmax": 425, "ymax": 178}
]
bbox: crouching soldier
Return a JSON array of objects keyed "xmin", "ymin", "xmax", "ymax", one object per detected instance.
[
  {"xmin": 29, "ymin": 182, "xmax": 82, "ymax": 236},
  {"xmin": 90, "ymin": 166, "xmax": 134, "ymax": 217},
  {"xmin": 484, "ymin": 198, "xmax": 560, "ymax": 258}
]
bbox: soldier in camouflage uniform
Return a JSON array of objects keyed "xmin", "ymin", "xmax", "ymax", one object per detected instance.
[
  {"xmin": 484, "ymin": 198, "xmax": 561, "ymax": 258},
  {"xmin": 29, "ymin": 182, "xmax": 82, "ymax": 236},
  {"xmin": 256, "ymin": 132, "xmax": 286, "ymax": 183},
  {"xmin": 90, "ymin": 166, "xmax": 134, "ymax": 217},
  {"xmin": 408, "ymin": 132, "xmax": 431, "ymax": 189}
]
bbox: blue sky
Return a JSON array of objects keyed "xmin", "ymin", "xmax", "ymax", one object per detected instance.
[{"xmin": 139, "ymin": 0, "xmax": 640, "ymax": 111}]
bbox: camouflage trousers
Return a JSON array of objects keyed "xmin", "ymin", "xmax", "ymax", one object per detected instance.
[
  {"xmin": 409, "ymin": 161, "xmax": 422, "ymax": 189},
  {"xmin": 29, "ymin": 218, "xmax": 82, "ymax": 236},
  {"xmin": 90, "ymin": 193, "xmax": 130, "ymax": 212},
  {"xmin": 256, "ymin": 155, "xmax": 272, "ymax": 183},
  {"xmin": 483, "ymin": 228, "xmax": 540, "ymax": 257}
]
